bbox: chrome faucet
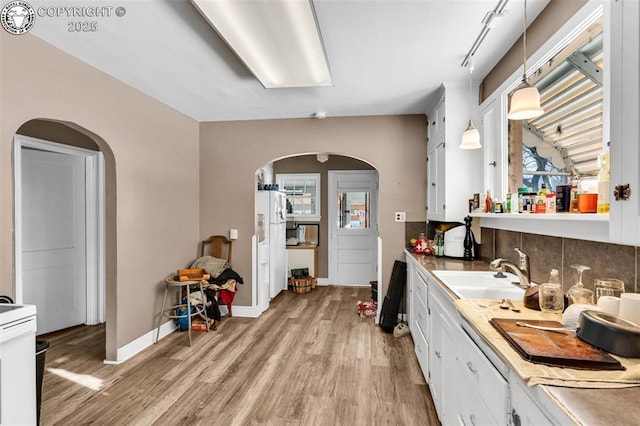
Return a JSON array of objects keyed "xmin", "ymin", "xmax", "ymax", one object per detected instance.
[{"xmin": 489, "ymin": 248, "xmax": 531, "ymax": 288}]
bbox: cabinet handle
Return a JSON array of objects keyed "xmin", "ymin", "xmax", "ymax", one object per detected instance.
[
  {"xmin": 511, "ymin": 409, "xmax": 522, "ymax": 426},
  {"xmin": 466, "ymin": 361, "xmax": 478, "ymax": 375},
  {"xmin": 469, "ymin": 414, "xmax": 476, "ymax": 426},
  {"xmin": 614, "ymin": 184, "xmax": 631, "ymax": 201},
  {"xmin": 431, "ymin": 182, "xmax": 436, "ymax": 186},
  {"xmin": 435, "ymin": 350, "xmax": 441, "ymax": 359},
  {"xmin": 457, "ymin": 414, "xmax": 466, "ymax": 426}
]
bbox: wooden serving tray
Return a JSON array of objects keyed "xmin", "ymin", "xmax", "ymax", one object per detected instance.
[{"xmin": 490, "ymin": 318, "xmax": 624, "ymax": 370}]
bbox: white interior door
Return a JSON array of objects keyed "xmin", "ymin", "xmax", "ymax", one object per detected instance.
[
  {"xmin": 329, "ymin": 171, "xmax": 378, "ymax": 285},
  {"xmin": 21, "ymin": 148, "xmax": 87, "ymax": 334}
]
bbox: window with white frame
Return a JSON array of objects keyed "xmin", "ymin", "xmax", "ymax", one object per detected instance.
[{"xmin": 276, "ymin": 173, "xmax": 321, "ymax": 221}]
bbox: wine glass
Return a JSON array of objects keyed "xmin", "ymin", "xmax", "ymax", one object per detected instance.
[{"xmin": 569, "ymin": 264, "xmax": 594, "ymax": 305}]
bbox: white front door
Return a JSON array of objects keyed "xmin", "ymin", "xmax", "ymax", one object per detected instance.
[
  {"xmin": 21, "ymin": 148, "xmax": 87, "ymax": 334},
  {"xmin": 328, "ymin": 170, "xmax": 378, "ymax": 285}
]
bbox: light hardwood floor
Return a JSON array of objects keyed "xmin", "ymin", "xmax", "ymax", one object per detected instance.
[{"xmin": 40, "ymin": 286, "xmax": 439, "ymax": 425}]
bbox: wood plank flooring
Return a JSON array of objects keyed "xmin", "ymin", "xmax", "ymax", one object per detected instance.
[{"xmin": 40, "ymin": 286, "xmax": 440, "ymax": 425}]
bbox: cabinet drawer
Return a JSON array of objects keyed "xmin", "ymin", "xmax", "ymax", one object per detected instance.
[
  {"xmin": 413, "ymin": 290, "xmax": 429, "ymax": 338},
  {"xmin": 457, "ymin": 329, "xmax": 508, "ymax": 423},
  {"xmin": 415, "ymin": 272, "xmax": 428, "ymax": 306}
]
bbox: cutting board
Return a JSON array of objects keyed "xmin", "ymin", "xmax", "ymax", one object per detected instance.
[{"xmin": 490, "ymin": 318, "xmax": 624, "ymax": 370}]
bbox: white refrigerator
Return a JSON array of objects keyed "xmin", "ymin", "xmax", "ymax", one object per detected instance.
[{"xmin": 257, "ymin": 190, "xmax": 288, "ymax": 298}]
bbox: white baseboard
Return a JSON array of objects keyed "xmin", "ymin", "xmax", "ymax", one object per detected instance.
[
  {"xmin": 315, "ymin": 278, "xmax": 369, "ymax": 287},
  {"xmin": 105, "ymin": 305, "xmax": 263, "ymax": 364},
  {"xmin": 230, "ymin": 304, "xmax": 262, "ymax": 318},
  {"xmin": 104, "ymin": 319, "xmax": 177, "ymax": 365}
]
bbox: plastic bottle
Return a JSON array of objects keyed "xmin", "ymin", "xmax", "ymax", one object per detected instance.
[
  {"xmin": 546, "ymin": 193, "xmax": 556, "ymax": 213},
  {"xmin": 597, "ymin": 142, "xmax": 610, "ymax": 214},
  {"xmin": 540, "ymin": 183, "xmax": 548, "ymax": 196},
  {"xmin": 510, "ymin": 192, "xmax": 519, "ymax": 214}
]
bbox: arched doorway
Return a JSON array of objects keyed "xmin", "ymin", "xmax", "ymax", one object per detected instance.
[
  {"xmin": 13, "ymin": 119, "xmax": 117, "ymax": 358},
  {"xmin": 254, "ymin": 153, "xmax": 380, "ymax": 312}
]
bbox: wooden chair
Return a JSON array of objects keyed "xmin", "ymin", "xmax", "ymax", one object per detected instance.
[
  {"xmin": 200, "ymin": 235, "xmax": 232, "ymax": 264},
  {"xmin": 200, "ymin": 235, "xmax": 235, "ymax": 317}
]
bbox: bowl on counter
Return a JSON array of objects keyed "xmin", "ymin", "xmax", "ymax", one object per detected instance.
[{"xmin": 577, "ymin": 310, "xmax": 640, "ymax": 358}]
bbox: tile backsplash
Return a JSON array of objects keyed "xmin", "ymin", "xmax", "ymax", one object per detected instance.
[{"xmin": 480, "ymin": 228, "xmax": 637, "ymax": 294}]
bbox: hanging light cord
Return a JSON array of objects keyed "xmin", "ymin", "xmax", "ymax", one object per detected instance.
[
  {"xmin": 468, "ymin": 65, "xmax": 473, "ymax": 117},
  {"xmin": 522, "ymin": 0, "xmax": 528, "ymax": 81}
]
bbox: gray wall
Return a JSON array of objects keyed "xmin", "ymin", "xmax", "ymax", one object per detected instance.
[
  {"xmin": 199, "ymin": 115, "xmax": 428, "ymax": 306},
  {"xmin": 1, "ymin": 32, "xmax": 200, "ymax": 360}
]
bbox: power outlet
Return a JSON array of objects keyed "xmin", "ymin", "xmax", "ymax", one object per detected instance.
[{"xmin": 395, "ymin": 212, "xmax": 406, "ymax": 222}]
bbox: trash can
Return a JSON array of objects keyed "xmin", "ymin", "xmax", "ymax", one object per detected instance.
[
  {"xmin": 370, "ymin": 280, "xmax": 378, "ymax": 301},
  {"xmin": 36, "ymin": 340, "xmax": 50, "ymax": 425}
]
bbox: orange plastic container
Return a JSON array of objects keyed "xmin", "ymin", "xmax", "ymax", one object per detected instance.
[{"xmin": 578, "ymin": 193, "xmax": 598, "ymax": 213}]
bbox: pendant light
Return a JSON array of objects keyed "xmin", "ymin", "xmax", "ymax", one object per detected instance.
[
  {"xmin": 460, "ymin": 61, "xmax": 481, "ymax": 149},
  {"xmin": 507, "ymin": 0, "xmax": 544, "ymax": 120}
]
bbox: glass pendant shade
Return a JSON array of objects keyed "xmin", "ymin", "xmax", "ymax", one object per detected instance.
[
  {"xmin": 508, "ymin": 81, "xmax": 544, "ymax": 120},
  {"xmin": 460, "ymin": 121, "xmax": 481, "ymax": 149}
]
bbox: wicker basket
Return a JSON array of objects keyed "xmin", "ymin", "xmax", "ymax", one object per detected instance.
[{"xmin": 291, "ymin": 278, "xmax": 312, "ymax": 294}]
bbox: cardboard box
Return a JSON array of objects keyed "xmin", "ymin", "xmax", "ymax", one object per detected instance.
[
  {"xmin": 191, "ymin": 317, "xmax": 214, "ymax": 332},
  {"xmin": 177, "ymin": 268, "xmax": 210, "ymax": 281}
]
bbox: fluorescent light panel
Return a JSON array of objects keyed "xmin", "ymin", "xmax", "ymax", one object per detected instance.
[{"xmin": 192, "ymin": 0, "xmax": 332, "ymax": 88}]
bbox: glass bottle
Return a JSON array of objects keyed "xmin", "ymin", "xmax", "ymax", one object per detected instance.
[{"xmin": 434, "ymin": 230, "xmax": 444, "ymax": 257}]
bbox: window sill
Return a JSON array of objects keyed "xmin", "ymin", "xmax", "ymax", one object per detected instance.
[
  {"xmin": 470, "ymin": 212, "xmax": 610, "ymax": 242},
  {"xmin": 287, "ymin": 215, "xmax": 321, "ymax": 222}
]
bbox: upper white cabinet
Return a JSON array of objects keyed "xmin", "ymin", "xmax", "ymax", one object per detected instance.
[
  {"xmin": 477, "ymin": 1, "xmax": 640, "ymax": 246},
  {"xmin": 426, "ymin": 84, "xmax": 482, "ymax": 223},
  {"xmin": 608, "ymin": 0, "xmax": 640, "ymax": 244}
]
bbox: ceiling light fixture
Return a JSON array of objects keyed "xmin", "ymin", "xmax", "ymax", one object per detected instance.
[
  {"xmin": 507, "ymin": 0, "xmax": 544, "ymax": 120},
  {"xmin": 191, "ymin": 0, "xmax": 332, "ymax": 88},
  {"xmin": 460, "ymin": 61, "xmax": 481, "ymax": 150},
  {"xmin": 316, "ymin": 153, "xmax": 329, "ymax": 163}
]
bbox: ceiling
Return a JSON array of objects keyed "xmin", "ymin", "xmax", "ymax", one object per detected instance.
[{"xmin": 28, "ymin": 0, "xmax": 549, "ymax": 122}]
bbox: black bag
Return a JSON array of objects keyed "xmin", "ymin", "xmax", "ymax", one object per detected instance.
[
  {"xmin": 203, "ymin": 288, "xmax": 221, "ymax": 322},
  {"xmin": 379, "ymin": 260, "xmax": 407, "ymax": 333}
]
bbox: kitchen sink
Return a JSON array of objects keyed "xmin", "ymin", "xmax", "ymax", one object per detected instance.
[{"xmin": 431, "ymin": 270, "xmax": 526, "ymax": 300}]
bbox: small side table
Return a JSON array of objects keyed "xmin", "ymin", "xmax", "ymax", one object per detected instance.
[{"xmin": 155, "ymin": 276, "xmax": 209, "ymax": 346}]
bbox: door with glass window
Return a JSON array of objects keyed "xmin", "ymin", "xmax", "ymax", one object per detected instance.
[{"xmin": 328, "ymin": 171, "xmax": 378, "ymax": 285}]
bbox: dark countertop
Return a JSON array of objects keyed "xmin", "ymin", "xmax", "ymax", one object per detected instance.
[{"xmin": 406, "ymin": 250, "xmax": 640, "ymax": 426}]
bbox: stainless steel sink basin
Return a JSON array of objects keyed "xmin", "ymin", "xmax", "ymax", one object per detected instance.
[{"xmin": 431, "ymin": 270, "xmax": 526, "ymax": 300}]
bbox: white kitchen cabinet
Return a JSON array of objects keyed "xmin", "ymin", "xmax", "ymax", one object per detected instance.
[
  {"xmin": 407, "ymin": 259, "xmax": 430, "ymax": 377},
  {"xmin": 426, "ymin": 84, "xmax": 482, "ymax": 223},
  {"xmin": 457, "ymin": 325, "xmax": 509, "ymax": 425},
  {"xmin": 510, "ymin": 378, "xmax": 555, "ymax": 426},
  {"xmin": 608, "ymin": 0, "xmax": 640, "ymax": 245},
  {"xmin": 427, "ymin": 141, "xmax": 445, "ymax": 219},
  {"xmin": 476, "ymin": 1, "xmax": 640, "ymax": 246},
  {"xmin": 428, "ymin": 283, "xmax": 459, "ymax": 425}
]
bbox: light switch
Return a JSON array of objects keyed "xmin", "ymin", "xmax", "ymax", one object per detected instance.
[
  {"xmin": 395, "ymin": 212, "xmax": 406, "ymax": 222},
  {"xmin": 230, "ymin": 229, "xmax": 238, "ymax": 240}
]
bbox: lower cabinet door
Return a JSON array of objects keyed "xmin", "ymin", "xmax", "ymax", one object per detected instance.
[
  {"xmin": 510, "ymin": 380, "xmax": 555, "ymax": 426},
  {"xmin": 457, "ymin": 384, "xmax": 499, "ymax": 426},
  {"xmin": 413, "ymin": 320, "xmax": 429, "ymax": 380}
]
